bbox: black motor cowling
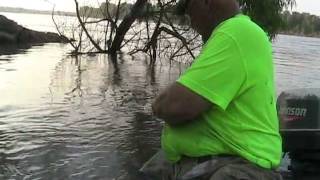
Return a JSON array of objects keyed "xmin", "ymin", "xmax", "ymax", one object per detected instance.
[{"xmin": 277, "ymin": 88, "xmax": 320, "ymax": 180}]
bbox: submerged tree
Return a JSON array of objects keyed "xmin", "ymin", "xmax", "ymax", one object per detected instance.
[{"xmin": 54, "ymin": 0, "xmax": 296, "ymax": 63}]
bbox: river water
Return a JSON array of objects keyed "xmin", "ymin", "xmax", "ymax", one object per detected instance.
[{"xmin": 0, "ymin": 12, "xmax": 320, "ymax": 180}]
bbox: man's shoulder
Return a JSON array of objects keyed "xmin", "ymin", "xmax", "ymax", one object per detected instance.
[
  {"xmin": 211, "ymin": 14, "xmax": 271, "ymax": 55},
  {"xmin": 217, "ymin": 14, "xmax": 257, "ymax": 30},
  {"xmin": 215, "ymin": 14, "xmax": 267, "ymax": 40}
]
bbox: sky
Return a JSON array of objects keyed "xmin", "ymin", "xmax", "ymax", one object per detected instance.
[
  {"xmin": 0, "ymin": 0, "xmax": 319, "ymax": 15},
  {"xmin": 294, "ymin": 0, "xmax": 320, "ymax": 15}
]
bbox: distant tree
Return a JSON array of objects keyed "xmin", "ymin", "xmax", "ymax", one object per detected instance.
[
  {"xmin": 239, "ymin": 0, "xmax": 296, "ymax": 38},
  {"xmin": 280, "ymin": 11, "xmax": 320, "ymax": 36}
]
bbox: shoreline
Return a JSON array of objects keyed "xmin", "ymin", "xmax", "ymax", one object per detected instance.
[
  {"xmin": 279, "ymin": 32, "xmax": 320, "ymax": 39},
  {"xmin": 0, "ymin": 7, "xmax": 76, "ymax": 17}
]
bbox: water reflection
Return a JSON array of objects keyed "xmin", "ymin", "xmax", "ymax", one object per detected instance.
[
  {"xmin": 0, "ymin": 49, "xmax": 179, "ymax": 179},
  {"xmin": 0, "ymin": 43, "xmax": 32, "ymax": 56}
]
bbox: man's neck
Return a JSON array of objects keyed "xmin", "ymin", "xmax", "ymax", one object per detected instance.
[{"xmin": 202, "ymin": 13, "xmax": 240, "ymax": 43}]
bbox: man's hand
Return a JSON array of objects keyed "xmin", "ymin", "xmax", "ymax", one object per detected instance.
[{"xmin": 152, "ymin": 82, "xmax": 212, "ymax": 126}]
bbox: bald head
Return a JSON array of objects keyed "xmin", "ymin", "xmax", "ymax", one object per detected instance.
[{"xmin": 185, "ymin": 0, "xmax": 240, "ymax": 42}]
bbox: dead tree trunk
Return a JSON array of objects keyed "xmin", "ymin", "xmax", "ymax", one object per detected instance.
[{"xmin": 109, "ymin": 0, "xmax": 147, "ymax": 56}]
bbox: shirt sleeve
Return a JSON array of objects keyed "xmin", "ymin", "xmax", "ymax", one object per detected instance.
[{"xmin": 177, "ymin": 32, "xmax": 246, "ymax": 110}]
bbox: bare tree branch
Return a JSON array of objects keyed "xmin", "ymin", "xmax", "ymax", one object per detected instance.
[{"xmin": 74, "ymin": 0, "xmax": 104, "ymax": 52}]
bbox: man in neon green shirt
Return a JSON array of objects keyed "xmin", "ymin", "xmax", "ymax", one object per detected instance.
[{"xmin": 143, "ymin": 0, "xmax": 283, "ymax": 179}]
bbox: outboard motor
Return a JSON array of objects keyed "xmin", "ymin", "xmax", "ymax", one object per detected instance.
[{"xmin": 277, "ymin": 89, "xmax": 320, "ymax": 180}]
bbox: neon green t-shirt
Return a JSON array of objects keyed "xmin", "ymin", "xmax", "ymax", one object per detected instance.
[{"xmin": 161, "ymin": 15, "xmax": 282, "ymax": 169}]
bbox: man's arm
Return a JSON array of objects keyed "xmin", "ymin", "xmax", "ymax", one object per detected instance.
[{"xmin": 152, "ymin": 82, "xmax": 212, "ymax": 126}]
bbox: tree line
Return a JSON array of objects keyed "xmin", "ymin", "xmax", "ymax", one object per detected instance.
[{"xmin": 281, "ymin": 11, "xmax": 320, "ymax": 37}]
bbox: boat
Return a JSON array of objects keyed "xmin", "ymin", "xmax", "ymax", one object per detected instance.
[{"xmin": 278, "ymin": 88, "xmax": 320, "ymax": 180}]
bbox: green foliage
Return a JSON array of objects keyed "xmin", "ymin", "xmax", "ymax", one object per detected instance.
[
  {"xmin": 282, "ymin": 11, "xmax": 320, "ymax": 36},
  {"xmin": 175, "ymin": 0, "xmax": 296, "ymax": 38},
  {"xmin": 238, "ymin": 0, "xmax": 296, "ymax": 39}
]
